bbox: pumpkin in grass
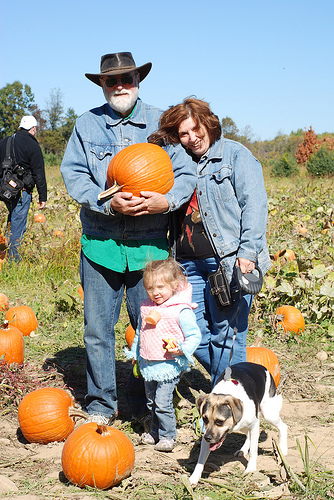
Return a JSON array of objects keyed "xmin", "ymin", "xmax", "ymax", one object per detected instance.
[
  {"xmin": 54, "ymin": 230, "xmax": 65, "ymax": 238},
  {"xmin": 125, "ymin": 324, "xmax": 136, "ymax": 349},
  {"xmin": 274, "ymin": 249, "xmax": 295, "ymax": 262},
  {"xmin": 34, "ymin": 213, "xmax": 46, "ymax": 223},
  {"xmin": 0, "ymin": 293, "xmax": 9, "ymax": 311},
  {"xmin": 98, "ymin": 143, "xmax": 174, "ymax": 200},
  {"xmin": 5, "ymin": 305, "xmax": 38, "ymax": 336},
  {"xmin": 247, "ymin": 346, "xmax": 280, "ymax": 387},
  {"xmin": 0, "ymin": 321, "xmax": 24, "ymax": 365},
  {"xmin": 61, "ymin": 423, "xmax": 135, "ymax": 489},
  {"xmin": 18, "ymin": 387, "xmax": 86, "ymax": 444},
  {"xmin": 275, "ymin": 305, "xmax": 305, "ymax": 334}
]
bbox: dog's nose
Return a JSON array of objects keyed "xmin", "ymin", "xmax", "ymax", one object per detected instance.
[{"xmin": 204, "ymin": 432, "xmax": 212, "ymax": 442}]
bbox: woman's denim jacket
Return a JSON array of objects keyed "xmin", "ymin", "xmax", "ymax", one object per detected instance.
[
  {"xmin": 172, "ymin": 137, "xmax": 271, "ymax": 282},
  {"xmin": 60, "ymin": 98, "xmax": 197, "ymax": 240}
]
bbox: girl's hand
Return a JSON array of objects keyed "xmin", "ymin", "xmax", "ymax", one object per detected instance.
[
  {"xmin": 167, "ymin": 347, "xmax": 184, "ymax": 356},
  {"xmin": 131, "ymin": 358, "xmax": 136, "ymax": 365}
]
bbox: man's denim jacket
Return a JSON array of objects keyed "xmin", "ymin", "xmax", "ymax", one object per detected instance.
[{"xmin": 60, "ymin": 98, "xmax": 197, "ymax": 240}]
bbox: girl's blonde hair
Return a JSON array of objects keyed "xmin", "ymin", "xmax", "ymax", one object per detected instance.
[{"xmin": 143, "ymin": 258, "xmax": 187, "ymax": 292}]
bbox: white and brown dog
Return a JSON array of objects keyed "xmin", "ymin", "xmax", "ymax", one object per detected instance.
[{"xmin": 190, "ymin": 362, "xmax": 288, "ymax": 486}]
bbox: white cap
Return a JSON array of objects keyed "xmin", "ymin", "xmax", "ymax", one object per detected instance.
[{"xmin": 19, "ymin": 116, "xmax": 37, "ymax": 130}]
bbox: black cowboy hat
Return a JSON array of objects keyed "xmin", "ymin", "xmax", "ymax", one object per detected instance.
[{"xmin": 85, "ymin": 52, "xmax": 152, "ymax": 86}]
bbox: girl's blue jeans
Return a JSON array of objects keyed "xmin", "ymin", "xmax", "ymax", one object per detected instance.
[{"xmin": 144, "ymin": 376, "xmax": 180, "ymax": 440}]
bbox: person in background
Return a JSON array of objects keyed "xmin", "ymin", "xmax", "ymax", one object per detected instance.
[
  {"xmin": 60, "ymin": 53, "xmax": 196, "ymax": 425},
  {"xmin": 126, "ymin": 258, "xmax": 201, "ymax": 451},
  {"xmin": 149, "ymin": 98, "xmax": 271, "ymax": 387},
  {"xmin": 0, "ymin": 116, "xmax": 47, "ymax": 261}
]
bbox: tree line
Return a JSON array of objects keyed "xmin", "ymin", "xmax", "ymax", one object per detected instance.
[
  {"xmin": 0, "ymin": 81, "xmax": 77, "ymax": 162},
  {"xmin": 1, "ymin": 81, "xmax": 333, "ymax": 177}
]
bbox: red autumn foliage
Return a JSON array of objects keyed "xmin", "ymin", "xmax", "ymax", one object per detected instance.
[{"xmin": 296, "ymin": 127, "xmax": 334, "ymax": 164}]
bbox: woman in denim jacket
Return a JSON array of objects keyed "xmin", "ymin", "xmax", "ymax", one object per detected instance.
[{"xmin": 149, "ymin": 98, "xmax": 271, "ymax": 387}]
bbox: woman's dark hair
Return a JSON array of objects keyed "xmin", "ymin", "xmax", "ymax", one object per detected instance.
[{"xmin": 149, "ymin": 97, "xmax": 222, "ymax": 146}]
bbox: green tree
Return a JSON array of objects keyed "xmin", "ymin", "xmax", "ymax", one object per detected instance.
[
  {"xmin": 0, "ymin": 81, "xmax": 35, "ymax": 139},
  {"xmin": 270, "ymin": 153, "xmax": 299, "ymax": 177},
  {"xmin": 39, "ymin": 129, "xmax": 65, "ymax": 157},
  {"xmin": 60, "ymin": 108, "xmax": 78, "ymax": 142},
  {"xmin": 306, "ymin": 147, "xmax": 334, "ymax": 177},
  {"xmin": 221, "ymin": 116, "xmax": 239, "ymax": 141},
  {"xmin": 45, "ymin": 88, "xmax": 64, "ymax": 131},
  {"xmin": 30, "ymin": 103, "xmax": 48, "ymax": 131}
]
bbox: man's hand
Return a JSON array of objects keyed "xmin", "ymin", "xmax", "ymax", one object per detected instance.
[
  {"xmin": 109, "ymin": 191, "xmax": 170, "ymax": 216},
  {"xmin": 133, "ymin": 191, "xmax": 169, "ymax": 216},
  {"xmin": 110, "ymin": 192, "xmax": 146, "ymax": 215},
  {"xmin": 38, "ymin": 202, "xmax": 46, "ymax": 209}
]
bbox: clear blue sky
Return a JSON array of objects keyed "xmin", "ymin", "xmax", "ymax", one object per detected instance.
[{"xmin": 1, "ymin": 0, "xmax": 333, "ymax": 141}]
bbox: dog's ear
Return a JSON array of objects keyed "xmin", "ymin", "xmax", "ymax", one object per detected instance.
[
  {"xmin": 224, "ymin": 396, "xmax": 243, "ymax": 423},
  {"xmin": 195, "ymin": 393, "xmax": 208, "ymax": 412}
]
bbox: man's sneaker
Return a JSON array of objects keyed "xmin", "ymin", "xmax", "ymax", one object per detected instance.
[
  {"xmin": 140, "ymin": 432, "xmax": 157, "ymax": 445},
  {"xmin": 86, "ymin": 414, "xmax": 116, "ymax": 426},
  {"xmin": 154, "ymin": 438, "xmax": 176, "ymax": 452}
]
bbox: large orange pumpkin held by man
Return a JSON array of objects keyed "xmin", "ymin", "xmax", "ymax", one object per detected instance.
[{"xmin": 98, "ymin": 143, "xmax": 174, "ymax": 200}]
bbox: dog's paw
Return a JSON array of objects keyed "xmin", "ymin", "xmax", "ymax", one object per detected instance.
[
  {"xmin": 280, "ymin": 442, "xmax": 288, "ymax": 456},
  {"xmin": 244, "ymin": 463, "xmax": 257, "ymax": 474},
  {"xmin": 234, "ymin": 449, "xmax": 245, "ymax": 458},
  {"xmin": 189, "ymin": 474, "xmax": 199, "ymax": 487}
]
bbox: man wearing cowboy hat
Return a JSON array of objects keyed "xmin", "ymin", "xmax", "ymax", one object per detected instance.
[{"xmin": 61, "ymin": 52, "xmax": 196, "ymax": 426}]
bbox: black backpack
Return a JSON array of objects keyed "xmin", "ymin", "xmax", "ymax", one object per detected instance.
[{"xmin": 0, "ymin": 135, "xmax": 25, "ymax": 202}]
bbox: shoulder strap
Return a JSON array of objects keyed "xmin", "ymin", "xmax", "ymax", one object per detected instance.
[
  {"xmin": 5, "ymin": 136, "xmax": 13, "ymax": 159},
  {"xmin": 4, "ymin": 135, "xmax": 16, "ymax": 163},
  {"xmin": 12, "ymin": 134, "xmax": 17, "ymax": 164}
]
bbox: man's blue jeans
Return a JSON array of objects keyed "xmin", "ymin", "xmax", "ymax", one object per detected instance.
[
  {"xmin": 179, "ymin": 258, "xmax": 253, "ymax": 388},
  {"xmin": 5, "ymin": 191, "xmax": 32, "ymax": 261},
  {"xmin": 80, "ymin": 251, "xmax": 147, "ymax": 418},
  {"xmin": 144, "ymin": 376, "xmax": 180, "ymax": 440}
]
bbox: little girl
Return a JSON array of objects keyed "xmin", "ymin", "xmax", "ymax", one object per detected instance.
[{"xmin": 126, "ymin": 258, "xmax": 201, "ymax": 452}]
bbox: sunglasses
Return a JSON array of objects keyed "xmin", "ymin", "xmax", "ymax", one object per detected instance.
[{"xmin": 103, "ymin": 74, "xmax": 135, "ymax": 88}]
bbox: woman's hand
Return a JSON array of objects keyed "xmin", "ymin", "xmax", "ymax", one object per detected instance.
[{"xmin": 236, "ymin": 257, "xmax": 255, "ymax": 274}]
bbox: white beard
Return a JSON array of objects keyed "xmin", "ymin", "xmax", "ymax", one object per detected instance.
[{"xmin": 103, "ymin": 85, "xmax": 139, "ymax": 115}]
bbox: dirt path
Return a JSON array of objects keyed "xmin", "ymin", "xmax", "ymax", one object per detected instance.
[{"xmin": 0, "ymin": 386, "xmax": 333, "ymax": 499}]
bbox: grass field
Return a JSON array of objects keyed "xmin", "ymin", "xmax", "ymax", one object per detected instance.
[{"xmin": 0, "ymin": 164, "xmax": 333, "ymax": 499}]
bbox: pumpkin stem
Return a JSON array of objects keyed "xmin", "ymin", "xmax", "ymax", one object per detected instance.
[
  {"xmin": 68, "ymin": 407, "xmax": 90, "ymax": 420},
  {"xmin": 251, "ymin": 336, "xmax": 263, "ymax": 347},
  {"xmin": 96, "ymin": 424, "xmax": 110, "ymax": 436},
  {"xmin": 0, "ymin": 320, "xmax": 9, "ymax": 329},
  {"xmin": 98, "ymin": 181, "xmax": 124, "ymax": 201}
]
